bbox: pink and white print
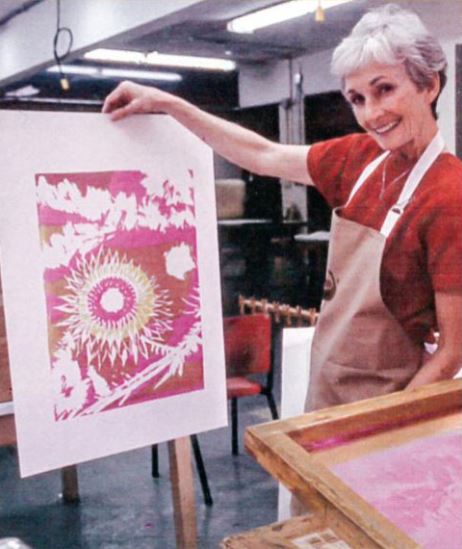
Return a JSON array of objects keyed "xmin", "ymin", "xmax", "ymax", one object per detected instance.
[
  {"xmin": 0, "ymin": 111, "xmax": 225, "ymax": 476},
  {"xmin": 36, "ymin": 170, "xmax": 204, "ymax": 420}
]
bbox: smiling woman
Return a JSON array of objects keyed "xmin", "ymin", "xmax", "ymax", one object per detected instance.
[
  {"xmin": 303, "ymin": 4, "xmax": 462, "ymax": 414},
  {"xmin": 342, "ymin": 62, "xmax": 439, "ymax": 159},
  {"xmin": 332, "ymin": 3, "xmax": 447, "ymax": 113},
  {"xmin": 101, "ymin": 1, "xmax": 462, "ymax": 478},
  {"xmin": 332, "ymin": 3, "xmax": 446, "ymax": 159}
]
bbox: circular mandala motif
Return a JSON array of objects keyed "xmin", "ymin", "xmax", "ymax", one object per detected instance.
[
  {"xmin": 57, "ymin": 249, "xmax": 172, "ymax": 365},
  {"xmin": 88, "ymin": 277, "xmax": 136, "ymax": 322}
]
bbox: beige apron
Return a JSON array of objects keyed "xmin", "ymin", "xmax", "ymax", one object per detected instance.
[{"xmin": 306, "ymin": 132, "xmax": 445, "ymax": 411}]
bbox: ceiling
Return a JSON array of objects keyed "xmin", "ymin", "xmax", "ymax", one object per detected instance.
[
  {"xmin": 0, "ymin": 0, "xmax": 41, "ymax": 24},
  {"xmin": 115, "ymin": 0, "xmax": 368, "ymax": 63},
  {"xmin": 0, "ymin": 0, "xmax": 368, "ymax": 109}
]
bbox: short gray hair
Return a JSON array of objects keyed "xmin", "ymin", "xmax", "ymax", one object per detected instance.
[{"xmin": 331, "ymin": 3, "xmax": 447, "ymax": 118}]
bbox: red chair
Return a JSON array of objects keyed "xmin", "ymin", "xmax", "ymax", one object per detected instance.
[{"xmin": 224, "ymin": 314, "xmax": 278, "ymax": 455}]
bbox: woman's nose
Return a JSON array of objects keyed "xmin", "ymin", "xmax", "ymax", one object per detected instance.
[{"xmin": 363, "ymin": 99, "xmax": 384, "ymax": 125}]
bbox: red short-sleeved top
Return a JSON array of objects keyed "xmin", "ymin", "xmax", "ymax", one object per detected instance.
[{"xmin": 307, "ymin": 133, "xmax": 462, "ymax": 344}]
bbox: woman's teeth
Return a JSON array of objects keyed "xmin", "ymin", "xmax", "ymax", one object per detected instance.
[{"xmin": 374, "ymin": 121, "xmax": 400, "ymax": 135}]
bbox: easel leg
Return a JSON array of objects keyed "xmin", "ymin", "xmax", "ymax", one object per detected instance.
[
  {"xmin": 168, "ymin": 437, "xmax": 197, "ymax": 549},
  {"xmin": 61, "ymin": 465, "xmax": 80, "ymax": 503}
]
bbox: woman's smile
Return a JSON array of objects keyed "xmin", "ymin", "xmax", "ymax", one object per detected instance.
[{"xmin": 371, "ymin": 119, "xmax": 401, "ymax": 135}]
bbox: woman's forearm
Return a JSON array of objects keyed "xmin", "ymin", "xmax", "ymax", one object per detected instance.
[
  {"xmin": 163, "ymin": 94, "xmax": 279, "ymax": 175},
  {"xmin": 103, "ymin": 81, "xmax": 312, "ymax": 184},
  {"xmin": 406, "ymin": 348, "xmax": 461, "ymax": 390}
]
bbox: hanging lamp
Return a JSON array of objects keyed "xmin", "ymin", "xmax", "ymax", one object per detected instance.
[{"xmin": 315, "ymin": 0, "xmax": 325, "ymax": 21}]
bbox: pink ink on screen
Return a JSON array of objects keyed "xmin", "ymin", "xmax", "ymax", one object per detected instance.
[
  {"xmin": 331, "ymin": 429, "xmax": 462, "ymax": 549},
  {"xmin": 35, "ymin": 170, "xmax": 204, "ymax": 420}
]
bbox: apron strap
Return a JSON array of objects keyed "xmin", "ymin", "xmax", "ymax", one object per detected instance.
[
  {"xmin": 380, "ymin": 131, "xmax": 445, "ymax": 237},
  {"xmin": 347, "ymin": 151, "xmax": 389, "ymax": 205}
]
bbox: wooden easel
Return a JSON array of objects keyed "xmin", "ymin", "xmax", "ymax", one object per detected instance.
[
  {"xmin": 0, "ymin": 401, "xmax": 198, "ymax": 547},
  {"xmin": 168, "ymin": 437, "xmax": 198, "ymax": 548},
  {"xmin": 0, "ymin": 366, "xmax": 81, "ymax": 504},
  {"xmin": 1, "ymin": 328, "xmax": 198, "ymax": 548},
  {"xmin": 1, "ymin": 399, "xmax": 197, "ymax": 546},
  {"xmin": 0, "ymin": 408, "xmax": 198, "ymax": 547}
]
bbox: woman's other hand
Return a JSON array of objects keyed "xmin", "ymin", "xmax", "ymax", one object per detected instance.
[
  {"xmin": 406, "ymin": 290, "xmax": 462, "ymax": 389},
  {"xmin": 102, "ymin": 81, "xmax": 172, "ymax": 121}
]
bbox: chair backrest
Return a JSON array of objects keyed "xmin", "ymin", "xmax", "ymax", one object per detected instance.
[{"xmin": 223, "ymin": 314, "xmax": 271, "ymax": 377}]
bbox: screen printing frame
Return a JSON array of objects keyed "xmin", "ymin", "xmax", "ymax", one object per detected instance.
[{"xmin": 245, "ymin": 379, "xmax": 462, "ymax": 549}]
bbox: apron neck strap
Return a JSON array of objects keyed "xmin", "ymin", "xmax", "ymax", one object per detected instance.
[
  {"xmin": 346, "ymin": 150, "xmax": 389, "ymax": 205},
  {"xmin": 380, "ymin": 130, "xmax": 445, "ymax": 237}
]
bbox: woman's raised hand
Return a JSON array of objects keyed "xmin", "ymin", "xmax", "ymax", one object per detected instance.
[
  {"xmin": 102, "ymin": 81, "xmax": 171, "ymax": 121},
  {"xmin": 102, "ymin": 80, "xmax": 311, "ymax": 184}
]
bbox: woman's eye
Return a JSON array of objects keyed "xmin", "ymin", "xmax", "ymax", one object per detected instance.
[
  {"xmin": 377, "ymin": 84, "xmax": 394, "ymax": 96},
  {"xmin": 349, "ymin": 94, "xmax": 364, "ymax": 106}
]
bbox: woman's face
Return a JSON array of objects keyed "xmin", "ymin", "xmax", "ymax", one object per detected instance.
[{"xmin": 344, "ymin": 62, "xmax": 439, "ymax": 159}]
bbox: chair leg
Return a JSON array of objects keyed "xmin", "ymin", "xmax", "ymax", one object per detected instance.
[
  {"xmin": 151, "ymin": 444, "xmax": 160, "ymax": 478},
  {"xmin": 231, "ymin": 398, "xmax": 239, "ymax": 455},
  {"xmin": 190, "ymin": 434, "xmax": 213, "ymax": 506},
  {"xmin": 266, "ymin": 391, "xmax": 279, "ymax": 420},
  {"xmin": 152, "ymin": 439, "xmax": 213, "ymax": 506}
]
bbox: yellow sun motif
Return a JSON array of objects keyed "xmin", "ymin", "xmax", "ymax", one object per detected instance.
[{"xmin": 57, "ymin": 249, "xmax": 172, "ymax": 367}]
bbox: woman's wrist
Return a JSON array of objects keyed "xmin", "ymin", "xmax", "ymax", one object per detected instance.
[{"xmin": 154, "ymin": 91, "xmax": 186, "ymax": 117}]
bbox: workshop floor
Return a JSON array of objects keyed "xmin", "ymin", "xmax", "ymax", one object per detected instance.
[{"xmin": 0, "ymin": 385, "xmax": 281, "ymax": 549}]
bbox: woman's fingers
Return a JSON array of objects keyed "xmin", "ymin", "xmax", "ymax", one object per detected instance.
[
  {"xmin": 108, "ymin": 98, "xmax": 143, "ymax": 121},
  {"xmin": 102, "ymin": 81, "xmax": 170, "ymax": 120},
  {"xmin": 102, "ymin": 83, "xmax": 129, "ymax": 113},
  {"xmin": 102, "ymin": 81, "xmax": 144, "ymax": 119},
  {"xmin": 107, "ymin": 103, "xmax": 132, "ymax": 121}
]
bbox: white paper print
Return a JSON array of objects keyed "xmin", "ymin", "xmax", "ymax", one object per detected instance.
[{"xmin": 0, "ymin": 111, "xmax": 226, "ymax": 476}]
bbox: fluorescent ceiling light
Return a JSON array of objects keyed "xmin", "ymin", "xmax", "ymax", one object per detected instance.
[
  {"xmin": 84, "ymin": 49, "xmax": 145, "ymax": 64},
  {"xmin": 227, "ymin": 0, "xmax": 353, "ymax": 33},
  {"xmin": 48, "ymin": 65, "xmax": 98, "ymax": 76},
  {"xmin": 47, "ymin": 64, "xmax": 182, "ymax": 82},
  {"xmin": 101, "ymin": 67, "xmax": 182, "ymax": 81},
  {"xmin": 84, "ymin": 48, "xmax": 236, "ymax": 72},
  {"xmin": 5, "ymin": 85, "xmax": 40, "ymax": 98},
  {"xmin": 145, "ymin": 52, "xmax": 236, "ymax": 71}
]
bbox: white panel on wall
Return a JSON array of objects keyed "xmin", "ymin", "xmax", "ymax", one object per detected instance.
[{"xmin": 239, "ymin": 59, "xmax": 291, "ymax": 109}]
